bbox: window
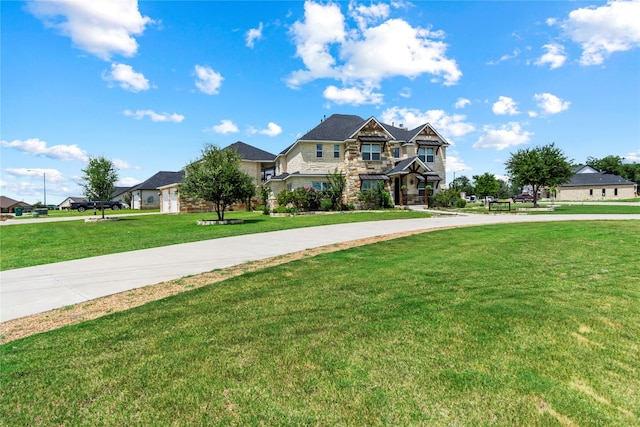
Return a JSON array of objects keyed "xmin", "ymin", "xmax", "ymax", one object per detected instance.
[
  {"xmin": 312, "ymin": 181, "xmax": 329, "ymax": 191},
  {"xmin": 361, "ymin": 180, "xmax": 377, "ymax": 190},
  {"xmin": 589, "ymin": 189, "xmax": 593, "ymax": 196},
  {"xmin": 614, "ymin": 188, "xmax": 618, "ymax": 196},
  {"xmin": 316, "ymin": 144, "xmax": 323, "ymax": 158},
  {"xmin": 393, "ymin": 147, "xmax": 400, "ymax": 158},
  {"xmin": 418, "ymin": 147, "xmax": 434, "ymax": 162},
  {"xmin": 362, "ymin": 143, "xmax": 381, "ymax": 161},
  {"xmin": 602, "ymin": 188, "xmax": 606, "ymax": 197},
  {"xmin": 334, "ymin": 144, "xmax": 340, "ymax": 158}
]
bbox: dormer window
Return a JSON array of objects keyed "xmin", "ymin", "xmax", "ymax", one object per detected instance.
[{"xmin": 362, "ymin": 143, "xmax": 381, "ymax": 161}]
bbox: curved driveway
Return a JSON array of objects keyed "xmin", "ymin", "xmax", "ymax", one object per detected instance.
[{"xmin": 1, "ymin": 213, "xmax": 638, "ymax": 322}]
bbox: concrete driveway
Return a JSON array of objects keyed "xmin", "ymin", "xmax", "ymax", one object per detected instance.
[{"xmin": 1, "ymin": 213, "xmax": 638, "ymax": 322}]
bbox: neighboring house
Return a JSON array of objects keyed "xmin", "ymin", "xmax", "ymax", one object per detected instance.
[
  {"xmin": 227, "ymin": 141, "xmax": 276, "ymax": 183},
  {"xmin": 130, "ymin": 171, "xmax": 185, "ymax": 209},
  {"xmin": 158, "ymin": 141, "xmax": 277, "ymax": 213},
  {"xmin": 266, "ymin": 114, "xmax": 448, "ymax": 206},
  {"xmin": 555, "ymin": 165, "xmax": 637, "ymax": 200},
  {"xmin": 111, "ymin": 187, "xmax": 130, "ymax": 205},
  {"xmin": 0, "ymin": 196, "xmax": 32, "ymax": 213},
  {"xmin": 57, "ymin": 196, "xmax": 87, "ymax": 210}
]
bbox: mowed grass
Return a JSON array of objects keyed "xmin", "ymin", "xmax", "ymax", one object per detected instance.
[
  {"xmin": 535, "ymin": 204, "xmax": 640, "ymax": 215},
  {"xmin": 1, "ymin": 221, "xmax": 639, "ymax": 426},
  {"xmin": 0, "ymin": 210, "xmax": 430, "ymax": 270}
]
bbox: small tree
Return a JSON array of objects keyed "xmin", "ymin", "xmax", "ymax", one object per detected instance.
[
  {"xmin": 180, "ymin": 144, "xmax": 256, "ymax": 221},
  {"xmin": 505, "ymin": 143, "xmax": 573, "ymax": 207},
  {"xmin": 80, "ymin": 156, "xmax": 119, "ymax": 219},
  {"xmin": 326, "ymin": 168, "xmax": 346, "ymax": 210},
  {"xmin": 472, "ymin": 172, "xmax": 500, "ymax": 202}
]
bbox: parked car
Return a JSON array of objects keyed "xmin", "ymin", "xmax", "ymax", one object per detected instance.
[
  {"xmin": 513, "ymin": 194, "xmax": 534, "ymax": 203},
  {"xmin": 70, "ymin": 200, "xmax": 124, "ymax": 212},
  {"xmin": 465, "ymin": 195, "xmax": 478, "ymax": 203}
]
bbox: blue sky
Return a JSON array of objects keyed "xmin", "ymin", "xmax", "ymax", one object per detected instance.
[{"xmin": 2, "ymin": 0, "xmax": 639, "ymax": 205}]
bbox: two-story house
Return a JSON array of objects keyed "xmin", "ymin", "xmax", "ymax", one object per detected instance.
[{"xmin": 267, "ymin": 114, "xmax": 448, "ymax": 206}]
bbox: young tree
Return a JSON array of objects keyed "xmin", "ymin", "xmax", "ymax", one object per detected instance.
[
  {"xmin": 505, "ymin": 143, "xmax": 573, "ymax": 207},
  {"xmin": 472, "ymin": 172, "xmax": 500, "ymax": 201},
  {"xmin": 180, "ymin": 144, "xmax": 256, "ymax": 221},
  {"xmin": 80, "ymin": 156, "xmax": 119, "ymax": 219},
  {"xmin": 326, "ymin": 168, "xmax": 346, "ymax": 210}
]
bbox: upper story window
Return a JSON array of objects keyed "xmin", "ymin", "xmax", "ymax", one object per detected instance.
[
  {"xmin": 362, "ymin": 143, "xmax": 381, "ymax": 161},
  {"xmin": 316, "ymin": 144, "xmax": 323, "ymax": 158},
  {"xmin": 418, "ymin": 147, "xmax": 434, "ymax": 162},
  {"xmin": 334, "ymin": 144, "xmax": 340, "ymax": 158},
  {"xmin": 393, "ymin": 147, "xmax": 400, "ymax": 158}
]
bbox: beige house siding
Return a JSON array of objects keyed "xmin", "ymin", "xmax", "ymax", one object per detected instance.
[{"xmin": 557, "ymin": 185, "xmax": 636, "ymax": 200}]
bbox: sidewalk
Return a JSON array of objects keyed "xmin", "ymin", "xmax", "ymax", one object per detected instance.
[{"xmin": 2, "ymin": 214, "xmax": 639, "ymax": 322}]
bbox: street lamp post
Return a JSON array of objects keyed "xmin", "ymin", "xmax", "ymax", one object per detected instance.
[{"xmin": 27, "ymin": 170, "xmax": 46, "ymax": 208}]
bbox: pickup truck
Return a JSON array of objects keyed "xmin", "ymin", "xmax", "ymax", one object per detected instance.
[{"xmin": 70, "ymin": 200, "xmax": 123, "ymax": 213}]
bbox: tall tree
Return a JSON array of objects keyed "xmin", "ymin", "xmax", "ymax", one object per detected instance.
[
  {"xmin": 505, "ymin": 143, "xmax": 573, "ymax": 207},
  {"xmin": 80, "ymin": 156, "xmax": 119, "ymax": 219},
  {"xmin": 472, "ymin": 172, "xmax": 500, "ymax": 201},
  {"xmin": 450, "ymin": 175, "xmax": 474, "ymax": 197},
  {"xmin": 586, "ymin": 155, "xmax": 640, "ymax": 184},
  {"xmin": 180, "ymin": 144, "xmax": 255, "ymax": 221}
]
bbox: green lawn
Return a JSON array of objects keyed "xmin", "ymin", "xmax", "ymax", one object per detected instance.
[
  {"xmin": 1, "ymin": 221, "xmax": 638, "ymax": 426},
  {"xmin": 0, "ymin": 210, "xmax": 430, "ymax": 270}
]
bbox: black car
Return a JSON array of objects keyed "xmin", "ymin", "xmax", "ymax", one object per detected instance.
[{"xmin": 513, "ymin": 194, "xmax": 534, "ymax": 203}]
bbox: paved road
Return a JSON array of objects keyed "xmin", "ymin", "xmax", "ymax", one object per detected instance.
[{"xmin": 1, "ymin": 213, "xmax": 638, "ymax": 322}]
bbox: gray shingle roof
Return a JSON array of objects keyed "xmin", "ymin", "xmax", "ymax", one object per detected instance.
[
  {"xmin": 563, "ymin": 171, "xmax": 634, "ymax": 187},
  {"xmin": 299, "ymin": 114, "xmax": 366, "ymax": 141},
  {"xmin": 226, "ymin": 141, "xmax": 276, "ymax": 161},
  {"xmin": 128, "ymin": 171, "xmax": 185, "ymax": 191}
]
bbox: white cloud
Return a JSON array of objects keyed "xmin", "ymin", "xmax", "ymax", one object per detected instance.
[
  {"xmin": 246, "ymin": 22, "xmax": 264, "ymax": 48},
  {"xmin": 533, "ymin": 93, "xmax": 570, "ymax": 114},
  {"xmin": 455, "ymin": 97, "xmax": 471, "ymax": 109},
  {"xmin": 124, "ymin": 109, "xmax": 184, "ymax": 122},
  {"xmin": 348, "ymin": 2, "xmax": 390, "ymax": 31},
  {"xmin": 473, "ymin": 122, "xmax": 533, "ymax": 151},
  {"xmin": 323, "ymin": 85, "xmax": 384, "ymax": 105},
  {"xmin": 287, "ymin": 1, "xmax": 461, "ymax": 105},
  {"xmin": 399, "ymin": 87, "xmax": 412, "ymax": 98},
  {"xmin": 26, "ymin": 0, "xmax": 153, "ymax": 60},
  {"xmin": 211, "ymin": 119, "xmax": 239, "ymax": 134},
  {"xmin": 625, "ymin": 150, "xmax": 640, "ymax": 163},
  {"xmin": 103, "ymin": 63, "xmax": 151, "ymax": 92},
  {"xmin": 112, "ymin": 158, "xmax": 137, "ymax": 169},
  {"xmin": 381, "ymin": 107, "xmax": 475, "ymax": 140},
  {"xmin": 1, "ymin": 138, "xmax": 88, "ymax": 162},
  {"xmin": 445, "ymin": 151, "xmax": 472, "ymax": 173},
  {"xmin": 117, "ymin": 177, "xmax": 141, "ymax": 186},
  {"xmin": 6, "ymin": 168, "xmax": 66, "ymax": 183},
  {"xmin": 535, "ymin": 43, "xmax": 567, "ymax": 69},
  {"xmin": 259, "ymin": 122, "xmax": 283, "ymax": 137},
  {"xmin": 560, "ymin": 0, "xmax": 640, "ymax": 65},
  {"xmin": 492, "ymin": 96, "xmax": 519, "ymax": 115},
  {"xmin": 194, "ymin": 65, "xmax": 224, "ymax": 95}
]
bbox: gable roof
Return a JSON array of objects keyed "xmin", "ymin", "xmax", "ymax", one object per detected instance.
[
  {"xmin": 386, "ymin": 157, "xmax": 433, "ymax": 176},
  {"xmin": 562, "ymin": 169, "xmax": 634, "ymax": 187},
  {"xmin": 0, "ymin": 195, "xmax": 32, "ymax": 209},
  {"xmin": 128, "ymin": 171, "xmax": 186, "ymax": 191},
  {"xmin": 226, "ymin": 141, "xmax": 276, "ymax": 162}
]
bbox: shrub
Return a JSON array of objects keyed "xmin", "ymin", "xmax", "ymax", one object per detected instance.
[
  {"xmin": 456, "ymin": 199, "xmax": 467, "ymax": 208},
  {"xmin": 358, "ymin": 181, "xmax": 393, "ymax": 209},
  {"xmin": 320, "ymin": 198, "xmax": 333, "ymax": 211}
]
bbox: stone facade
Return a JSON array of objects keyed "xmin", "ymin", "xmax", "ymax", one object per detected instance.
[{"xmin": 268, "ymin": 114, "xmax": 448, "ymax": 207}]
